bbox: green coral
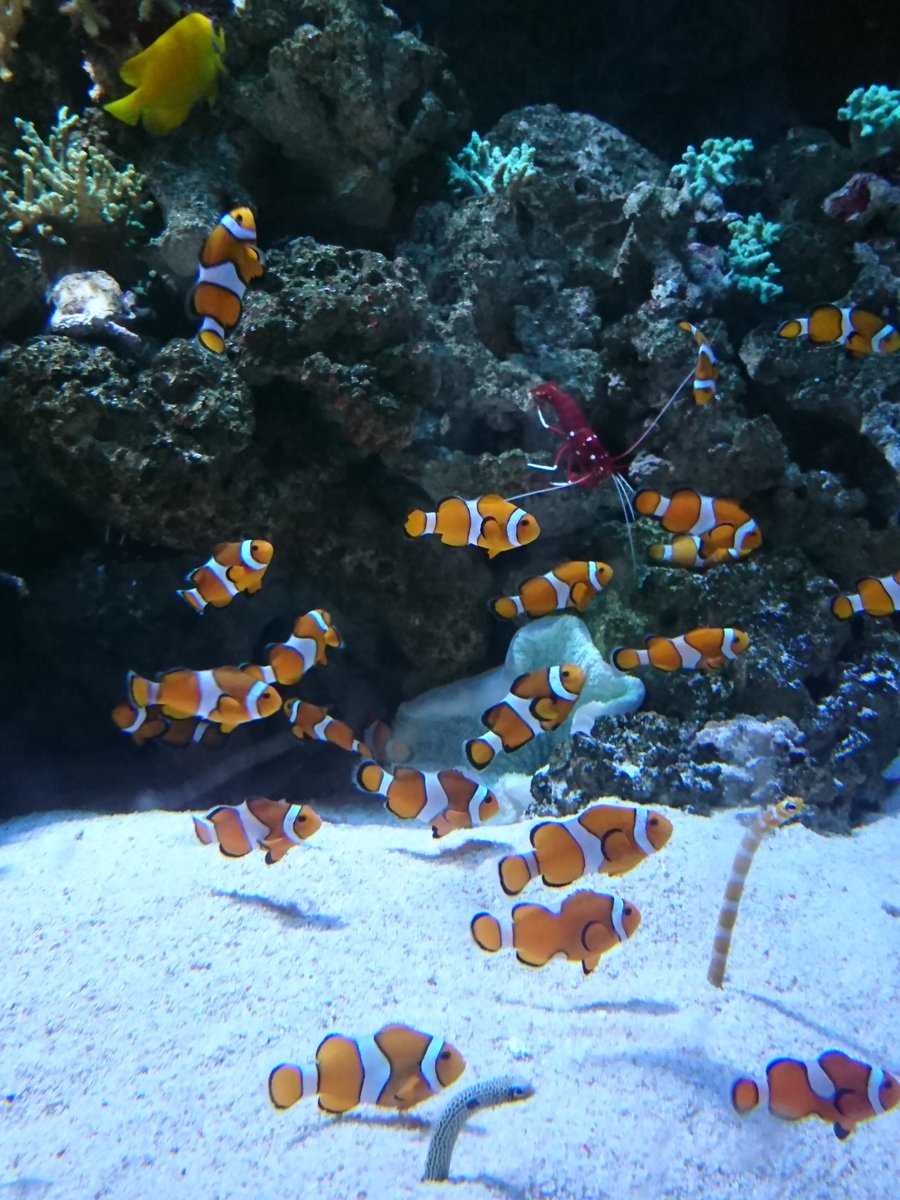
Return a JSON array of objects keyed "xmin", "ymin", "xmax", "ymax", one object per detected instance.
[
  {"xmin": 670, "ymin": 136, "xmax": 754, "ymax": 199},
  {"xmin": 837, "ymin": 84, "xmax": 900, "ymax": 155},
  {"xmin": 2, "ymin": 106, "xmax": 153, "ymax": 247},
  {"xmin": 447, "ymin": 131, "xmax": 538, "ymax": 198},
  {"xmin": 725, "ymin": 212, "xmax": 782, "ymax": 304}
]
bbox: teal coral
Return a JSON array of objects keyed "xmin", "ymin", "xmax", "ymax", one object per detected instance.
[
  {"xmin": 837, "ymin": 84, "xmax": 900, "ymax": 155},
  {"xmin": 670, "ymin": 136, "xmax": 754, "ymax": 199},
  {"xmin": 2, "ymin": 107, "xmax": 153, "ymax": 247},
  {"xmin": 447, "ymin": 131, "xmax": 538, "ymax": 198},
  {"xmin": 725, "ymin": 212, "xmax": 783, "ymax": 303}
]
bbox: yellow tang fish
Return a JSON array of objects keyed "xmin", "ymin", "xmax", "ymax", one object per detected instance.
[{"xmin": 104, "ymin": 14, "xmax": 226, "ymax": 136}]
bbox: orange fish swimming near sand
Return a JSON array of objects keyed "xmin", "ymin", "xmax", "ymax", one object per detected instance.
[
  {"xmin": 355, "ymin": 761, "xmax": 500, "ymax": 838},
  {"xmin": 465, "ymin": 664, "xmax": 586, "ymax": 769},
  {"xmin": 193, "ymin": 797, "xmax": 322, "ymax": 864}
]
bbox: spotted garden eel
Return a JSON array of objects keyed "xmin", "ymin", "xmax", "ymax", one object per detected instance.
[
  {"xmin": 707, "ymin": 795, "xmax": 805, "ymax": 988},
  {"xmin": 422, "ymin": 1074, "xmax": 535, "ymax": 1182}
]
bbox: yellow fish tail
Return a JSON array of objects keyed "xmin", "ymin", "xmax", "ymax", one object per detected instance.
[{"xmin": 104, "ymin": 92, "xmax": 144, "ymax": 127}]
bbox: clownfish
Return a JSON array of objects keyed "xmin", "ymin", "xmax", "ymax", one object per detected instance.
[
  {"xmin": 404, "ymin": 494, "xmax": 540, "ymax": 558},
  {"xmin": 471, "ymin": 890, "xmax": 641, "ymax": 975},
  {"xmin": 678, "ymin": 321, "xmax": 719, "ymax": 405},
  {"xmin": 649, "ymin": 531, "xmax": 746, "ymax": 571},
  {"xmin": 283, "ymin": 699, "xmax": 371, "ymax": 757},
  {"xmin": 776, "ymin": 305, "xmax": 900, "ymax": 356},
  {"xmin": 269, "ymin": 1024, "xmax": 466, "ymax": 1114},
  {"xmin": 189, "ymin": 208, "xmax": 264, "ymax": 355},
  {"xmin": 635, "ymin": 488, "xmax": 762, "ymax": 556},
  {"xmin": 498, "ymin": 803, "xmax": 673, "ymax": 896},
  {"xmin": 126, "ymin": 665, "xmax": 281, "ymax": 732},
  {"xmin": 112, "ymin": 700, "xmax": 226, "ymax": 748},
  {"xmin": 193, "ymin": 797, "xmax": 322, "ymax": 864},
  {"xmin": 732, "ymin": 1050, "xmax": 900, "ymax": 1140},
  {"xmin": 246, "ymin": 609, "xmax": 343, "ymax": 687},
  {"xmin": 612, "ymin": 627, "xmax": 750, "ymax": 673},
  {"xmin": 177, "ymin": 539, "xmax": 274, "ymax": 614},
  {"xmin": 354, "ymin": 761, "xmax": 500, "ymax": 838},
  {"xmin": 464, "ymin": 664, "xmax": 587, "ymax": 770},
  {"xmin": 104, "ymin": 14, "xmax": 226, "ymax": 135},
  {"xmin": 831, "ymin": 570, "xmax": 900, "ymax": 619},
  {"xmin": 490, "ymin": 561, "xmax": 613, "ymax": 620}
]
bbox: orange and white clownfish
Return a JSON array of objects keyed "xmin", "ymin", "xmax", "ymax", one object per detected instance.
[
  {"xmin": 732, "ymin": 1050, "xmax": 900, "ymax": 1140},
  {"xmin": 189, "ymin": 207, "xmax": 264, "ymax": 355},
  {"xmin": 246, "ymin": 609, "xmax": 343, "ymax": 687},
  {"xmin": 497, "ymin": 803, "xmax": 673, "ymax": 896},
  {"xmin": 464, "ymin": 664, "xmax": 587, "ymax": 770},
  {"xmin": 831, "ymin": 570, "xmax": 900, "ymax": 619},
  {"xmin": 471, "ymin": 890, "xmax": 641, "ymax": 975},
  {"xmin": 127, "ymin": 664, "xmax": 281, "ymax": 732},
  {"xmin": 678, "ymin": 320, "xmax": 719, "ymax": 405},
  {"xmin": 612, "ymin": 627, "xmax": 750, "ymax": 673},
  {"xmin": 635, "ymin": 488, "xmax": 761, "ymax": 557},
  {"xmin": 193, "ymin": 797, "xmax": 322, "ymax": 864},
  {"xmin": 490, "ymin": 561, "xmax": 613, "ymax": 620},
  {"xmin": 112, "ymin": 700, "xmax": 226, "ymax": 748},
  {"xmin": 775, "ymin": 305, "xmax": 900, "ymax": 356},
  {"xmin": 648, "ymin": 530, "xmax": 747, "ymax": 571},
  {"xmin": 269, "ymin": 1024, "xmax": 466, "ymax": 1114},
  {"xmin": 283, "ymin": 699, "xmax": 371, "ymax": 757},
  {"xmin": 176, "ymin": 539, "xmax": 274, "ymax": 614},
  {"xmin": 354, "ymin": 760, "xmax": 500, "ymax": 838},
  {"xmin": 404, "ymin": 494, "xmax": 540, "ymax": 559}
]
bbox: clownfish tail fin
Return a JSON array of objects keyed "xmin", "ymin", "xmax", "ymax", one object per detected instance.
[
  {"xmin": 498, "ymin": 853, "xmax": 533, "ymax": 896},
  {"xmin": 470, "ymin": 912, "xmax": 503, "ymax": 953},
  {"xmin": 355, "ymin": 760, "xmax": 387, "ymax": 796},
  {"xmin": 731, "ymin": 1076, "xmax": 760, "ymax": 1115},
  {"xmin": 177, "ymin": 587, "xmax": 207, "ymax": 614},
  {"xmin": 268, "ymin": 1063, "xmax": 306, "ymax": 1110},
  {"xmin": 404, "ymin": 509, "xmax": 426, "ymax": 538},
  {"xmin": 127, "ymin": 670, "xmax": 157, "ymax": 709},
  {"xmin": 489, "ymin": 595, "xmax": 519, "ymax": 620}
]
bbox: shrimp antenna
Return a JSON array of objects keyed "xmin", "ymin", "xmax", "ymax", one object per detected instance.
[{"xmin": 619, "ymin": 365, "xmax": 696, "ymax": 459}]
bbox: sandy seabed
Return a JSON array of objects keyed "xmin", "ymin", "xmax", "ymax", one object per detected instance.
[{"xmin": 1, "ymin": 796, "xmax": 899, "ymax": 1200}]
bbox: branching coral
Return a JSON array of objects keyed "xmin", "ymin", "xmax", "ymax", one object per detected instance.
[
  {"xmin": 447, "ymin": 131, "xmax": 539, "ymax": 198},
  {"xmin": 838, "ymin": 84, "xmax": 900, "ymax": 156},
  {"xmin": 725, "ymin": 212, "xmax": 782, "ymax": 303},
  {"xmin": 2, "ymin": 107, "xmax": 153, "ymax": 247},
  {"xmin": 670, "ymin": 136, "xmax": 754, "ymax": 199},
  {"xmin": 0, "ymin": 0, "xmax": 31, "ymax": 82}
]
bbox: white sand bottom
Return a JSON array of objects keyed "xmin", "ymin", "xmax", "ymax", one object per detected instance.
[{"xmin": 1, "ymin": 800, "xmax": 899, "ymax": 1199}]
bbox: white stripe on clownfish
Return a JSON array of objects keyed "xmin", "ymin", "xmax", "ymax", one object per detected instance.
[
  {"xmin": 610, "ymin": 895, "xmax": 629, "ymax": 943},
  {"xmin": 246, "ymin": 680, "xmax": 270, "ymax": 720},
  {"xmin": 419, "ymin": 1036, "xmax": 444, "ymax": 1093},
  {"xmin": 356, "ymin": 1035, "xmax": 393, "ymax": 1106},
  {"xmin": 239, "ymin": 539, "xmax": 259, "ymax": 568},
  {"xmin": 467, "ymin": 785, "xmax": 494, "ymax": 825},
  {"xmin": 199, "ymin": 553, "xmax": 241, "ymax": 597},
  {"xmin": 200, "ymin": 315, "xmax": 225, "ymax": 343},
  {"xmin": 233, "ymin": 801, "xmax": 271, "ymax": 847},
  {"xmin": 632, "ymin": 809, "xmax": 655, "ymax": 858},
  {"xmin": 196, "ymin": 259, "xmax": 247, "ymax": 300},
  {"xmin": 423, "ymin": 512, "xmax": 437, "ymax": 535},
  {"xmin": 505, "ymin": 506, "xmax": 527, "ymax": 548},
  {"xmin": 221, "ymin": 212, "xmax": 258, "ymax": 242},
  {"xmin": 419, "ymin": 773, "xmax": 452, "ymax": 824},
  {"xmin": 807, "ymin": 1057, "xmax": 836, "ymax": 1101},
  {"xmin": 547, "ymin": 665, "xmax": 581, "ymax": 703},
  {"xmin": 464, "ymin": 498, "xmax": 483, "ymax": 545}
]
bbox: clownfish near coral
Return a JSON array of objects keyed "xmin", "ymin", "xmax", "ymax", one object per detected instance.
[
  {"xmin": 111, "ymin": 699, "xmax": 225, "ymax": 748},
  {"xmin": 464, "ymin": 664, "xmax": 586, "ymax": 770},
  {"xmin": 612, "ymin": 627, "xmax": 750, "ymax": 673},
  {"xmin": 490, "ymin": 561, "xmax": 613, "ymax": 620},
  {"xmin": 678, "ymin": 320, "xmax": 720, "ymax": 405},
  {"xmin": 732, "ymin": 1050, "xmax": 900, "ymax": 1140},
  {"xmin": 497, "ymin": 803, "xmax": 673, "ymax": 896},
  {"xmin": 176, "ymin": 539, "xmax": 274, "ymax": 614},
  {"xmin": 245, "ymin": 609, "xmax": 343, "ymax": 687},
  {"xmin": 193, "ymin": 798, "xmax": 322, "ymax": 864},
  {"xmin": 635, "ymin": 488, "xmax": 762, "ymax": 566},
  {"xmin": 404, "ymin": 494, "xmax": 540, "ymax": 558},
  {"xmin": 268, "ymin": 1024, "xmax": 466, "ymax": 1114},
  {"xmin": 648, "ymin": 532, "xmax": 746, "ymax": 571},
  {"xmin": 189, "ymin": 208, "xmax": 264, "ymax": 355},
  {"xmin": 775, "ymin": 304, "xmax": 900, "ymax": 356},
  {"xmin": 126, "ymin": 665, "xmax": 281, "ymax": 732},
  {"xmin": 831, "ymin": 570, "xmax": 900, "ymax": 619},
  {"xmin": 283, "ymin": 699, "xmax": 371, "ymax": 757},
  {"xmin": 354, "ymin": 761, "xmax": 500, "ymax": 838},
  {"xmin": 471, "ymin": 890, "xmax": 641, "ymax": 975},
  {"xmin": 104, "ymin": 13, "xmax": 226, "ymax": 135}
]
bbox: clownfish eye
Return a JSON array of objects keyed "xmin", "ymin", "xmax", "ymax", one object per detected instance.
[
  {"xmin": 296, "ymin": 814, "xmax": 307, "ymax": 822},
  {"xmin": 624, "ymin": 906, "xmax": 633, "ymax": 916},
  {"xmin": 439, "ymin": 1050, "xmax": 450, "ymax": 1060},
  {"xmin": 649, "ymin": 817, "xmax": 658, "ymax": 826}
]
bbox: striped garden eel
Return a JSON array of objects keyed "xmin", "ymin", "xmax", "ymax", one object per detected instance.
[
  {"xmin": 707, "ymin": 796, "xmax": 805, "ymax": 988},
  {"xmin": 422, "ymin": 1074, "xmax": 534, "ymax": 1182}
]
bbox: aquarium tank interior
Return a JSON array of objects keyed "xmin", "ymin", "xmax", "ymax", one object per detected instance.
[{"xmin": 1, "ymin": 1, "xmax": 899, "ymax": 1197}]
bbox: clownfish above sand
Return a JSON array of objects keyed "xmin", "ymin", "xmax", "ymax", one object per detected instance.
[
  {"xmin": 471, "ymin": 890, "xmax": 641, "ymax": 975},
  {"xmin": 490, "ymin": 561, "xmax": 613, "ymax": 620},
  {"xmin": 678, "ymin": 320, "xmax": 719, "ymax": 405},
  {"xmin": 465, "ymin": 664, "xmax": 586, "ymax": 769},
  {"xmin": 831, "ymin": 570, "xmax": 900, "ymax": 619},
  {"xmin": 283, "ymin": 699, "xmax": 371, "ymax": 757},
  {"xmin": 177, "ymin": 539, "xmax": 274, "ymax": 614},
  {"xmin": 354, "ymin": 761, "xmax": 500, "ymax": 838},
  {"xmin": 104, "ymin": 14, "xmax": 226, "ymax": 135},
  {"xmin": 404, "ymin": 494, "xmax": 540, "ymax": 558},
  {"xmin": 269, "ymin": 1024, "xmax": 466, "ymax": 1114},
  {"xmin": 732, "ymin": 1050, "xmax": 900, "ymax": 1139},
  {"xmin": 612, "ymin": 627, "xmax": 749, "ymax": 673},
  {"xmin": 126, "ymin": 665, "xmax": 281, "ymax": 732},
  {"xmin": 775, "ymin": 305, "xmax": 900, "ymax": 356},
  {"xmin": 498, "ymin": 802, "xmax": 673, "ymax": 896},
  {"xmin": 193, "ymin": 797, "xmax": 322, "ymax": 864},
  {"xmin": 189, "ymin": 207, "xmax": 264, "ymax": 355}
]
